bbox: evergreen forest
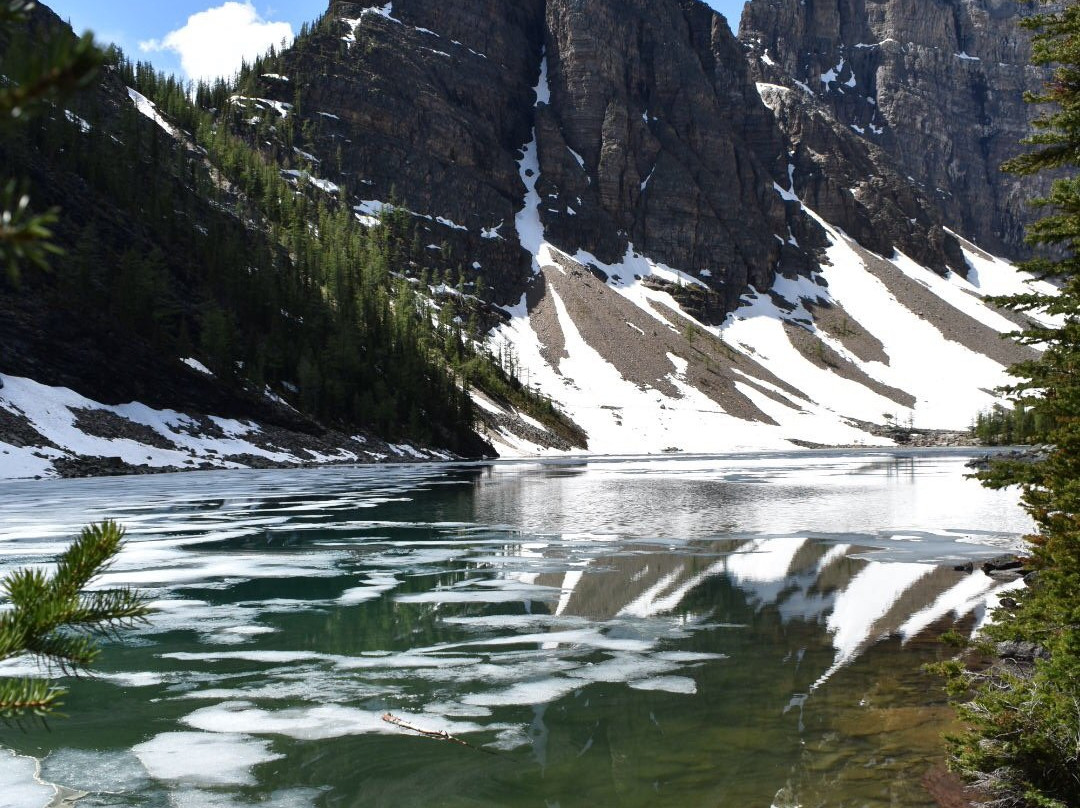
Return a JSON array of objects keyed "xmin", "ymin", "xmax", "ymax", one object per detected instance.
[{"xmin": 0, "ymin": 5, "xmax": 579, "ymax": 457}]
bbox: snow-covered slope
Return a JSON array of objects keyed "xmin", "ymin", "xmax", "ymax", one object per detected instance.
[
  {"xmin": 477, "ymin": 99, "xmax": 1049, "ymax": 456},
  {"xmin": 0, "ymin": 374, "xmax": 450, "ymax": 480}
]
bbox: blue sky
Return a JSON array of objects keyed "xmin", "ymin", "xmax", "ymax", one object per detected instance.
[{"xmin": 44, "ymin": 0, "xmax": 747, "ymax": 82}]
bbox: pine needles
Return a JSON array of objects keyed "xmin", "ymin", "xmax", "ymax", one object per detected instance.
[{"xmin": 0, "ymin": 520, "xmax": 151, "ymax": 726}]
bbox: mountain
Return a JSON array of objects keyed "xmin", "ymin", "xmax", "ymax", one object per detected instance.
[
  {"xmin": 0, "ymin": 0, "xmax": 1058, "ymax": 476},
  {"xmin": 740, "ymin": 0, "xmax": 1050, "ymax": 259},
  {"xmin": 218, "ymin": 0, "xmax": 1052, "ymax": 456},
  {"xmin": 0, "ymin": 3, "xmax": 574, "ymax": 478},
  {"xmin": 261, "ymin": 0, "xmax": 981, "ymax": 311}
]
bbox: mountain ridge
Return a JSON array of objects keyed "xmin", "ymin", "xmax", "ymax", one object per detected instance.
[{"xmin": 0, "ymin": 0, "xmax": 1057, "ymax": 475}]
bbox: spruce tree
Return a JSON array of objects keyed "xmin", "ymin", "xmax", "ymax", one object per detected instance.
[{"xmin": 937, "ymin": 4, "xmax": 1080, "ymax": 805}]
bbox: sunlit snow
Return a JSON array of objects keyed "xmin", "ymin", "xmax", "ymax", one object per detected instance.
[
  {"xmin": 126, "ymin": 87, "xmax": 177, "ymax": 137},
  {"xmin": 0, "ymin": 373, "xmax": 363, "ymax": 479}
]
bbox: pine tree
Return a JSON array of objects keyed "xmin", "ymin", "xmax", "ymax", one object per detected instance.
[
  {"xmin": 0, "ymin": 522, "xmax": 150, "ymax": 724},
  {"xmin": 936, "ymin": 4, "xmax": 1080, "ymax": 805}
]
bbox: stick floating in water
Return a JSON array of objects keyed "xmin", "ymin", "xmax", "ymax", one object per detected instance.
[{"xmin": 381, "ymin": 713, "xmax": 500, "ymax": 755}]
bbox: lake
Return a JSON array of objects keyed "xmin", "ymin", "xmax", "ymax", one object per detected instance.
[{"xmin": 0, "ymin": 450, "xmax": 1033, "ymax": 807}]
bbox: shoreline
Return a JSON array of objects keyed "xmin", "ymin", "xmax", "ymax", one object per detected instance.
[{"xmin": 1, "ymin": 441, "xmax": 1035, "ymax": 483}]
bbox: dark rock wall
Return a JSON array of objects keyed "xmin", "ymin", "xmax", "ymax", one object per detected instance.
[
  {"xmin": 263, "ymin": 0, "xmax": 1042, "ymax": 318},
  {"xmin": 266, "ymin": 0, "xmax": 548, "ymax": 304},
  {"xmin": 755, "ymin": 78, "xmax": 968, "ymax": 276},
  {"xmin": 740, "ymin": 0, "xmax": 1050, "ymax": 259},
  {"xmin": 539, "ymin": 0, "xmax": 791, "ymax": 305},
  {"xmin": 275, "ymin": 0, "xmax": 808, "ymax": 314}
]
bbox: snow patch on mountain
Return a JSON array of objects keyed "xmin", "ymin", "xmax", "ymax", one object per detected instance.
[
  {"xmin": 796, "ymin": 209, "xmax": 1011, "ymax": 428},
  {"xmin": 0, "ymin": 374, "xmax": 451, "ymax": 480},
  {"xmin": 281, "ymin": 169, "xmax": 339, "ymax": 195},
  {"xmin": 341, "ymin": 4, "xmax": 400, "ymax": 44},
  {"xmin": 949, "ymin": 235, "xmax": 1062, "ymax": 328},
  {"xmin": 228, "ymin": 95, "xmax": 292, "ymax": 119},
  {"xmin": 490, "ymin": 107, "xmax": 1033, "ymax": 456},
  {"xmin": 126, "ymin": 87, "xmax": 177, "ymax": 137}
]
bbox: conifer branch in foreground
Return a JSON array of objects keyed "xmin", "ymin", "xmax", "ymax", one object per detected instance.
[{"xmin": 0, "ymin": 521, "xmax": 151, "ymax": 725}]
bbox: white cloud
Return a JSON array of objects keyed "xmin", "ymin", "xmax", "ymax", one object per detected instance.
[{"xmin": 140, "ymin": 2, "xmax": 293, "ymax": 83}]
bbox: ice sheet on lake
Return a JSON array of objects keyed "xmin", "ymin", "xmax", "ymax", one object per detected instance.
[
  {"xmin": 132, "ymin": 731, "xmax": 283, "ymax": 786},
  {"xmin": 628, "ymin": 675, "xmax": 698, "ymax": 694},
  {"xmin": 338, "ymin": 573, "xmax": 399, "ymax": 604},
  {"xmin": 0, "ymin": 750, "xmax": 55, "ymax": 808},
  {"xmin": 40, "ymin": 748, "xmax": 151, "ymax": 795},
  {"xmin": 182, "ymin": 701, "xmax": 484, "ymax": 741},
  {"xmin": 0, "ymin": 454, "xmax": 1037, "ymax": 803}
]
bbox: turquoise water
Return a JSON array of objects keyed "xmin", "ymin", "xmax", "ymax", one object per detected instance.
[{"xmin": 0, "ymin": 451, "xmax": 1032, "ymax": 806}]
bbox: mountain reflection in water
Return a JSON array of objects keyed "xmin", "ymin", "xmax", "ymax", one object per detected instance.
[{"xmin": 0, "ymin": 451, "xmax": 1032, "ymax": 807}]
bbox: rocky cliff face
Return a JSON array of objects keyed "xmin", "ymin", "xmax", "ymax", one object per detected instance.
[
  {"xmin": 258, "ymin": 0, "xmax": 971, "ymax": 319},
  {"xmin": 740, "ymin": 0, "xmax": 1050, "ymax": 259},
  {"xmin": 536, "ymin": 0, "xmax": 794, "ymax": 308},
  {"xmin": 258, "ymin": 0, "xmax": 545, "ymax": 303},
  {"xmin": 252, "ymin": 0, "xmax": 1006, "ymax": 317}
]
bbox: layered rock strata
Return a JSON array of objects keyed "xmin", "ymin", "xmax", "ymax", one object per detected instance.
[{"xmin": 740, "ymin": 0, "xmax": 1052, "ymax": 259}]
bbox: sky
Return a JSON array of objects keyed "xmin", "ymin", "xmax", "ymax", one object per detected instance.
[{"xmin": 44, "ymin": 0, "xmax": 747, "ymax": 83}]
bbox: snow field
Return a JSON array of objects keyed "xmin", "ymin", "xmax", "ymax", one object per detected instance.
[
  {"xmin": 802, "ymin": 213, "xmax": 1010, "ymax": 428},
  {"xmin": 0, "ymin": 374, "xmax": 327, "ymax": 479},
  {"xmin": 126, "ymin": 87, "xmax": 177, "ymax": 137},
  {"xmin": 488, "ymin": 48, "xmax": 1035, "ymax": 453}
]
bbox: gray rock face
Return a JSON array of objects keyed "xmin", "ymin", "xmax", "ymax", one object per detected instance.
[
  {"xmin": 263, "ymin": 0, "xmax": 812, "ymax": 315},
  {"xmin": 754, "ymin": 76, "xmax": 969, "ymax": 276},
  {"xmin": 254, "ymin": 0, "xmax": 1043, "ymax": 320},
  {"xmin": 273, "ymin": 0, "xmax": 548, "ymax": 304},
  {"xmin": 537, "ymin": 0, "xmax": 792, "ymax": 308},
  {"xmin": 740, "ymin": 0, "xmax": 1051, "ymax": 259}
]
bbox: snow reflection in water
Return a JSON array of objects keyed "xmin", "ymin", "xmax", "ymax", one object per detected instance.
[{"xmin": 0, "ymin": 451, "xmax": 1033, "ymax": 807}]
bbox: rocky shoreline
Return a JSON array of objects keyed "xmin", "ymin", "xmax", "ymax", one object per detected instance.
[
  {"xmin": 0, "ymin": 368, "xmax": 1039, "ymax": 481},
  {"xmin": 925, "ymin": 551, "xmax": 1041, "ymax": 808},
  {"xmin": 2, "ymin": 412, "xmax": 1007, "ymax": 481},
  {"xmin": 790, "ymin": 424, "xmax": 979, "ymax": 450},
  {"xmin": 964, "ymin": 446, "xmax": 1051, "ymax": 471},
  {"xmin": 41, "ymin": 439, "xmax": 449, "ymax": 480}
]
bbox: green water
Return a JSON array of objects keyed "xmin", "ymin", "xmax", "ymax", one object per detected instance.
[{"xmin": 0, "ymin": 452, "xmax": 1032, "ymax": 807}]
